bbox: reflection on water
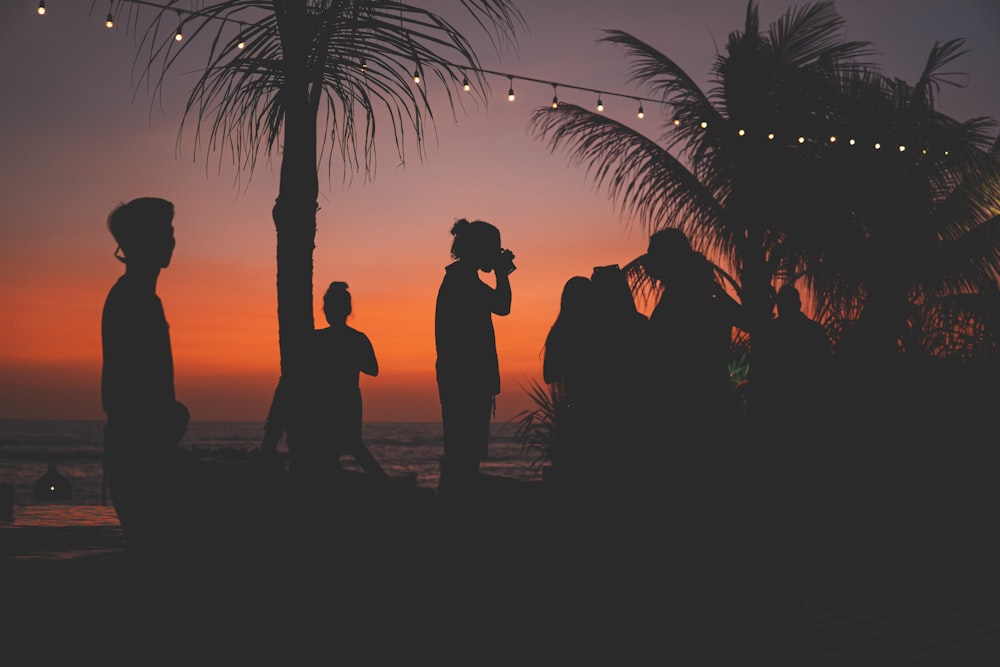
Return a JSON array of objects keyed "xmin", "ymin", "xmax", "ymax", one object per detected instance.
[
  {"xmin": 5, "ymin": 503, "xmax": 121, "ymax": 528},
  {"xmin": 1, "ymin": 505, "xmax": 123, "ymax": 562}
]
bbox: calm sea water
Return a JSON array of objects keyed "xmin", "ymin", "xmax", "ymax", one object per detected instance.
[{"xmin": 0, "ymin": 419, "xmax": 544, "ymax": 528}]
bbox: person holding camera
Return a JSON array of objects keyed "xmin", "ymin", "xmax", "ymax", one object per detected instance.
[{"xmin": 434, "ymin": 218, "xmax": 515, "ymax": 495}]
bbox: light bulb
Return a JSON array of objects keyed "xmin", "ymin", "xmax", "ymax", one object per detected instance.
[
  {"xmin": 238, "ymin": 36, "xmax": 246, "ymax": 50},
  {"xmin": 462, "ymin": 76, "xmax": 470, "ymax": 92},
  {"xmin": 673, "ymin": 118, "xmax": 680, "ymax": 126},
  {"xmin": 175, "ymin": 27, "xmax": 183, "ymax": 41},
  {"xmin": 767, "ymin": 133, "xmax": 775, "ymax": 140},
  {"xmin": 797, "ymin": 136, "xmax": 805, "ymax": 144},
  {"xmin": 552, "ymin": 96, "xmax": 559, "ymax": 109},
  {"xmin": 898, "ymin": 145, "xmax": 906, "ymax": 152},
  {"xmin": 37, "ymin": 1, "xmax": 46, "ymax": 15},
  {"xmin": 106, "ymin": 13, "xmax": 114, "ymax": 28},
  {"xmin": 829, "ymin": 135, "xmax": 837, "ymax": 143},
  {"xmin": 637, "ymin": 103, "xmax": 644, "ymax": 119},
  {"xmin": 874, "ymin": 142, "xmax": 881, "ymax": 150},
  {"xmin": 737, "ymin": 129, "xmax": 745, "ymax": 136},
  {"xmin": 700, "ymin": 121, "xmax": 708, "ymax": 129},
  {"xmin": 848, "ymin": 138, "xmax": 856, "ymax": 146},
  {"xmin": 413, "ymin": 70, "xmax": 420, "ymax": 84},
  {"xmin": 596, "ymin": 96, "xmax": 604, "ymax": 112}
]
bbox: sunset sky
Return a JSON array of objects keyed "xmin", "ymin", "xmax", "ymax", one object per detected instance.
[{"xmin": 2, "ymin": 0, "xmax": 998, "ymax": 423}]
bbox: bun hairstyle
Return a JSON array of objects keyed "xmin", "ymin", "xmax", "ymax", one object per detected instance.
[
  {"xmin": 449, "ymin": 218, "xmax": 500, "ymax": 260},
  {"xmin": 323, "ymin": 281, "xmax": 352, "ymax": 320}
]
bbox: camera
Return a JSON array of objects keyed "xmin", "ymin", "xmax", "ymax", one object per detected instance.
[{"xmin": 498, "ymin": 248, "xmax": 516, "ymax": 274}]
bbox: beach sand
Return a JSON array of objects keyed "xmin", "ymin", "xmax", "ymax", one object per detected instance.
[{"xmin": 3, "ymin": 467, "xmax": 1000, "ymax": 666}]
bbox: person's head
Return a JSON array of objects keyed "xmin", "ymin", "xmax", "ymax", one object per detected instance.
[
  {"xmin": 107, "ymin": 197, "xmax": 175, "ymax": 268},
  {"xmin": 643, "ymin": 227, "xmax": 693, "ymax": 283},
  {"xmin": 449, "ymin": 218, "xmax": 502, "ymax": 271},
  {"xmin": 592, "ymin": 264, "xmax": 639, "ymax": 319},
  {"xmin": 558, "ymin": 276, "xmax": 595, "ymax": 319},
  {"xmin": 323, "ymin": 281, "xmax": 352, "ymax": 325},
  {"xmin": 775, "ymin": 284, "xmax": 802, "ymax": 317}
]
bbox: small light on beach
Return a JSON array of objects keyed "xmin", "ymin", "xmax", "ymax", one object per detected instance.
[
  {"xmin": 738, "ymin": 129, "xmax": 745, "ymax": 136},
  {"xmin": 898, "ymin": 145, "xmax": 906, "ymax": 152},
  {"xmin": 413, "ymin": 70, "xmax": 420, "ymax": 84},
  {"xmin": 463, "ymin": 76, "xmax": 470, "ymax": 92},
  {"xmin": 37, "ymin": 1, "xmax": 46, "ymax": 15},
  {"xmin": 637, "ymin": 102, "xmax": 644, "ymax": 119},
  {"xmin": 106, "ymin": 13, "xmax": 114, "ymax": 28},
  {"xmin": 874, "ymin": 143, "xmax": 881, "ymax": 150},
  {"xmin": 849, "ymin": 138, "xmax": 856, "ymax": 146},
  {"xmin": 49, "ymin": 485, "xmax": 55, "ymax": 492},
  {"xmin": 596, "ymin": 96, "xmax": 604, "ymax": 112},
  {"xmin": 797, "ymin": 136, "xmax": 805, "ymax": 144},
  {"xmin": 673, "ymin": 118, "xmax": 680, "ymax": 126},
  {"xmin": 767, "ymin": 133, "xmax": 775, "ymax": 140},
  {"xmin": 700, "ymin": 121, "xmax": 708, "ymax": 129},
  {"xmin": 829, "ymin": 135, "xmax": 837, "ymax": 143}
]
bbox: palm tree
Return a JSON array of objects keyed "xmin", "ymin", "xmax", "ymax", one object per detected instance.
[
  {"xmin": 808, "ymin": 40, "xmax": 1000, "ymax": 363},
  {"xmin": 527, "ymin": 0, "xmax": 875, "ymax": 339},
  {"xmin": 125, "ymin": 1, "xmax": 525, "ymax": 448}
]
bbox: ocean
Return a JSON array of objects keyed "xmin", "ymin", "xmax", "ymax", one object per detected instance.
[{"xmin": 0, "ymin": 419, "xmax": 544, "ymax": 528}]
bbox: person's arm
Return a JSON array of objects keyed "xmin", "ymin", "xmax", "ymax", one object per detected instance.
[
  {"xmin": 490, "ymin": 249, "xmax": 515, "ymax": 316},
  {"xmin": 360, "ymin": 334, "xmax": 378, "ymax": 377}
]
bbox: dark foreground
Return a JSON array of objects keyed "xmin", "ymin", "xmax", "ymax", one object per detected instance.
[{"xmin": 3, "ymin": 450, "xmax": 1000, "ymax": 667}]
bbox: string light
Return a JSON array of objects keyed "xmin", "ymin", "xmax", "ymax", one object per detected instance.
[{"xmin": 36, "ymin": 0, "xmax": 958, "ymax": 161}]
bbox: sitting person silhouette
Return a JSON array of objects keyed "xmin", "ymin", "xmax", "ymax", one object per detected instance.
[
  {"xmin": 261, "ymin": 282, "xmax": 388, "ymax": 485},
  {"xmin": 33, "ymin": 462, "xmax": 72, "ymax": 501},
  {"xmin": 101, "ymin": 196, "xmax": 191, "ymax": 551}
]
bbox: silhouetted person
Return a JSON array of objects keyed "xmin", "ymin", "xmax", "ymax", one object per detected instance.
[
  {"xmin": 101, "ymin": 197, "xmax": 191, "ymax": 553},
  {"xmin": 311, "ymin": 281, "xmax": 387, "ymax": 479},
  {"xmin": 543, "ymin": 275, "xmax": 597, "ymax": 480},
  {"xmin": 641, "ymin": 228, "xmax": 743, "ymax": 450},
  {"xmin": 33, "ymin": 462, "xmax": 72, "ymax": 501},
  {"xmin": 752, "ymin": 283, "xmax": 833, "ymax": 430},
  {"xmin": 261, "ymin": 282, "xmax": 388, "ymax": 487},
  {"xmin": 435, "ymin": 218, "xmax": 515, "ymax": 494},
  {"xmin": 588, "ymin": 264, "xmax": 650, "ymax": 475}
]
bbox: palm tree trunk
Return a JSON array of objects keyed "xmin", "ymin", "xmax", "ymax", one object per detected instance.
[{"xmin": 269, "ymin": 0, "xmax": 320, "ymax": 453}]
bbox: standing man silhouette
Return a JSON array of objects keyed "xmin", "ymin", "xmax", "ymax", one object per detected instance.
[
  {"xmin": 101, "ymin": 197, "xmax": 190, "ymax": 554},
  {"xmin": 434, "ymin": 218, "xmax": 515, "ymax": 494}
]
